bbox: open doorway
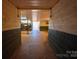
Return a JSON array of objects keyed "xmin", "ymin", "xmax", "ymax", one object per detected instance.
[
  {"xmin": 19, "ymin": 10, "xmax": 50, "ymax": 32},
  {"xmin": 32, "ymin": 10, "xmax": 40, "ymax": 31},
  {"xmin": 19, "ymin": 9, "xmax": 50, "ymax": 45}
]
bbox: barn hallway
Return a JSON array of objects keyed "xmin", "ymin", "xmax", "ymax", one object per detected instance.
[{"xmin": 2, "ymin": 0, "xmax": 77, "ymax": 59}]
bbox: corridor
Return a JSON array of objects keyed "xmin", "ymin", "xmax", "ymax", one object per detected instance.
[
  {"xmin": 2, "ymin": 0, "xmax": 77, "ymax": 59},
  {"xmin": 10, "ymin": 31, "xmax": 57, "ymax": 59}
]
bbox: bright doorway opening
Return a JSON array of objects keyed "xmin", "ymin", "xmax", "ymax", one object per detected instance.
[
  {"xmin": 32, "ymin": 21, "xmax": 40, "ymax": 30},
  {"xmin": 19, "ymin": 9, "xmax": 50, "ymax": 31}
]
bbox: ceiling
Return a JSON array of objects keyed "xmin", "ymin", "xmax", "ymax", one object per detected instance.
[{"xmin": 9, "ymin": 0, "xmax": 58, "ymax": 9}]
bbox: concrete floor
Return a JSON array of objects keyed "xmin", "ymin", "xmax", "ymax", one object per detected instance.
[{"xmin": 10, "ymin": 30, "xmax": 57, "ymax": 59}]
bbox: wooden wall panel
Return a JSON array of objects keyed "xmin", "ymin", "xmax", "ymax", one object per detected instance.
[
  {"xmin": 2, "ymin": 29, "xmax": 21, "ymax": 59},
  {"xmin": 49, "ymin": 0, "xmax": 77, "ymax": 35}
]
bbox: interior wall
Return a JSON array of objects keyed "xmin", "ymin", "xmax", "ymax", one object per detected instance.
[
  {"xmin": 2, "ymin": 0, "xmax": 20, "ymax": 31},
  {"xmin": 18, "ymin": 10, "xmax": 50, "ymax": 21},
  {"xmin": 48, "ymin": 0, "xmax": 77, "ymax": 57},
  {"xmin": 40, "ymin": 20, "xmax": 48, "ymax": 31},
  {"xmin": 39, "ymin": 10, "xmax": 50, "ymax": 21},
  {"xmin": 40, "ymin": 20, "xmax": 48, "ymax": 26},
  {"xmin": 49, "ymin": 0, "xmax": 77, "ymax": 35},
  {"xmin": 2, "ymin": 0, "xmax": 21, "ymax": 59},
  {"xmin": 19, "ymin": 10, "xmax": 32, "ymax": 20}
]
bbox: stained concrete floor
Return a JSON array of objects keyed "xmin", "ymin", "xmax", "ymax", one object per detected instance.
[{"xmin": 10, "ymin": 30, "xmax": 57, "ymax": 59}]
